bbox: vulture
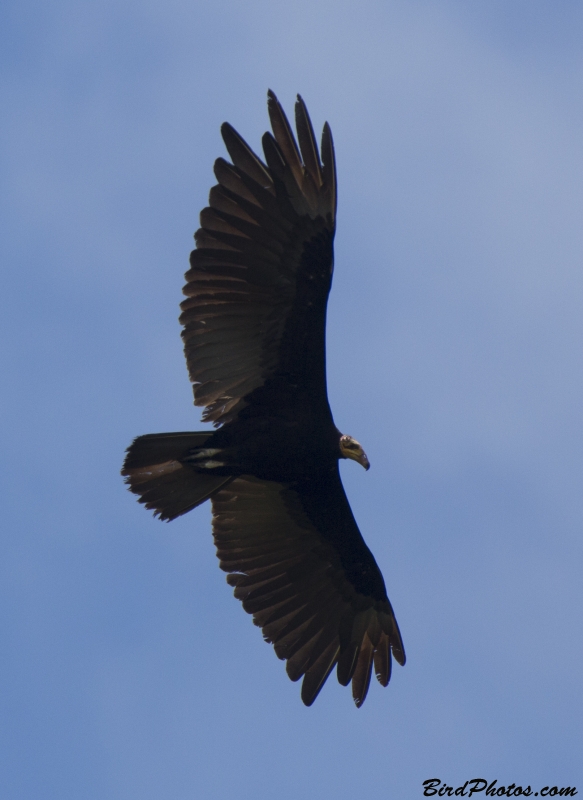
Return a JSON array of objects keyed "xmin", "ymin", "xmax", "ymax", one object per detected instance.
[{"xmin": 122, "ymin": 91, "xmax": 405, "ymax": 707}]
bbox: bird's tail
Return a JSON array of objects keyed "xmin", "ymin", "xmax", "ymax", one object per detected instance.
[{"xmin": 122, "ymin": 432, "xmax": 233, "ymax": 521}]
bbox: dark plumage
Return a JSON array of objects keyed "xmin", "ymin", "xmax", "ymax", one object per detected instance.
[{"xmin": 122, "ymin": 91, "xmax": 405, "ymax": 707}]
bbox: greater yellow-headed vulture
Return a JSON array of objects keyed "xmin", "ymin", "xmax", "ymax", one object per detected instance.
[{"xmin": 122, "ymin": 91, "xmax": 405, "ymax": 706}]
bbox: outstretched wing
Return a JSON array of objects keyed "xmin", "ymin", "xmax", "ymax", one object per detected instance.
[
  {"xmin": 211, "ymin": 470, "xmax": 405, "ymax": 707},
  {"xmin": 180, "ymin": 91, "xmax": 337, "ymax": 425}
]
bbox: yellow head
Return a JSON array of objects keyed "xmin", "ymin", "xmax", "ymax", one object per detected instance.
[{"xmin": 339, "ymin": 434, "xmax": 370, "ymax": 470}]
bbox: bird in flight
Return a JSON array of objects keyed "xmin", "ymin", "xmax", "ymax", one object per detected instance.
[{"xmin": 122, "ymin": 91, "xmax": 405, "ymax": 707}]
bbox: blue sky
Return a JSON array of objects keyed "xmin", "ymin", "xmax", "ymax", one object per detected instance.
[{"xmin": 1, "ymin": 1, "xmax": 582, "ymax": 797}]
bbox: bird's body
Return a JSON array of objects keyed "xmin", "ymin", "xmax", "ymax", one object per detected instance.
[
  {"xmin": 194, "ymin": 415, "xmax": 340, "ymax": 481},
  {"xmin": 123, "ymin": 92, "xmax": 405, "ymax": 706}
]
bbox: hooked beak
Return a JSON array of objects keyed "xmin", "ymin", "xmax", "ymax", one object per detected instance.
[{"xmin": 358, "ymin": 451, "xmax": 370, "ymax": 471}]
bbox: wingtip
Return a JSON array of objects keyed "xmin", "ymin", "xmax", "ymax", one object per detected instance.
[
  {"xmin": 220, "ymin": 121, "xmax": 233, "ymax": 141},
  {"xmin": 301, "ymin": 690, "xmax": 317, "ymax": 707},
  {"xmin": 391, "ymin": 618, "xmax": 407, "ymax": 666},
  {"xmin": 320, "ymin": 122, "xmax": 336, "ymax": 161}
]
